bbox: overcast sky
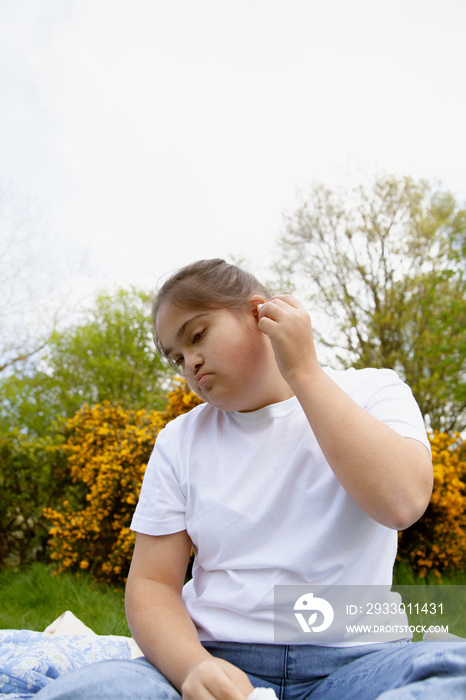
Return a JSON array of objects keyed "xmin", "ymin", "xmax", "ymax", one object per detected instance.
[{"xmin": 1, "ymin": 0, "xmax": 465, "ymax": 301}]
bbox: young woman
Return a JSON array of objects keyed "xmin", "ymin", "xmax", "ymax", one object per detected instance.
[{"xmin": 36, "ymin": 259, "xmax": 465, "ymax": 699}]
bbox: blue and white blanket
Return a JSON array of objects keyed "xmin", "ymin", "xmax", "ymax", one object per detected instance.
[{"xmin": 0, "ymin": 615, "xmax": 137, "ymax": 698}]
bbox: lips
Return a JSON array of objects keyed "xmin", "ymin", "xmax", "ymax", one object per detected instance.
[{"xmin": 197, "ymin": 373, "xmax": 213, "ymax": 389}]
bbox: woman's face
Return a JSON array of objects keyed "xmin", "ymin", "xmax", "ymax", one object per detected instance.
[{"xmin": 156, "ymin": 302, "xmax": 284, "ymax": 412}]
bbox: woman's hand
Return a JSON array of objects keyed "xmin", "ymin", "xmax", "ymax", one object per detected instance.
[
  {"xmin": 182, "ymin": 657, "xmax": 254, "ymax": 700},
  {"xmin": 257, "ymin": 295, "xmax": 319, "ymax": 386}
]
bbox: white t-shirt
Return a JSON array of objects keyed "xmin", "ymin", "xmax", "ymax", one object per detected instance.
[{"xmin": 131, "ymin": 368, "xmax": 430, "ymax": 644}]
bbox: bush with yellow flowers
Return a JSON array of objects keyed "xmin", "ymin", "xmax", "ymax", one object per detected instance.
[
  {"xmin": 398, "ymin": 431, "xmax": 466, "ymax": 577},
  {"xmin": 43, "ymin": 380, "xmax": 202, "ymax": 584}
]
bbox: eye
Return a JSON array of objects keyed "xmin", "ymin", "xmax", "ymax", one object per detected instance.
[
  {"xmin": 174, "ymin": 356, "xmax": 184, "ymax": 367},
  {"xmin": 192, "ymin": 329, "xmax": 205, "ymax": 344}
]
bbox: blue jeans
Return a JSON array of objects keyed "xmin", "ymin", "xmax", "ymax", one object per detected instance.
[{"xmin": 34, "ymin": 640, "xmax": 466, "ymax": 699}]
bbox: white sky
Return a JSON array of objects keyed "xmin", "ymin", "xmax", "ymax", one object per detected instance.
[{"xmin": 1, "ymin": 0, "xmax": 465, "ymax": 300}]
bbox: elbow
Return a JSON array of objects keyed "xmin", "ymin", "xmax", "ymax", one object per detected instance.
[
  {"xmin": 369, "ymin": 496, "xmax": 430, "ymax": 531},
  {"xmin": 385, "ymin": 483, "xmax": 433, "ymax": 531},
  {"xmin": 392, "ymin": 440, "xmax": 434, "ymax": 530},
  {"xmin": 388, "ymin": 504, "xmax": 428, "ymax": 531},
  {"xmin": 385, "ymin": 449, "xmax": 434, "ymax": 530}
]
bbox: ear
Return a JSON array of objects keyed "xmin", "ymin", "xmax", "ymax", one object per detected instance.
[{"xmin": 248, "ymin": 295, "xmax": 266, "ymax": 321}]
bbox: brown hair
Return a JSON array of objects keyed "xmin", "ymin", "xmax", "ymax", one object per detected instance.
[{"xmin": 152, "ymin": 258, "xmax": 270, "ymax": 359}]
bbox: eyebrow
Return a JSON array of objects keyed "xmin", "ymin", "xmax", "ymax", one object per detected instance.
[{"xmin": 163, "ymin": 313, "xmax": 209, "ymax": 357}]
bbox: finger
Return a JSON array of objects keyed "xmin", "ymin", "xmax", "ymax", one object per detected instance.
[
  {"xmin": 214, "ymin": 660, "xmax": 253, "ymax": 700},
  {"xmin": 258, "ymin": 297, "xmax": 302, "ymax": 318},
  {"xmin": 258, "ymin": 298, "xmax": 292, "ymax": 322},
  {"xmin": 183, "ymin": 662, "xmax": 251, "ymax": 700},
  {"xmin": 203, "ymin": 673, "xmax": 249, "ymax": 700},
  {"xmin": 265, "ymin": 294, "xmax": 301, "ymax": 308}
]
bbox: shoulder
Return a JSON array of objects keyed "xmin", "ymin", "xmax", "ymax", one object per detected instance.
[
  {"xmin": 323, "ymin": 366, "xmax": 408, "ymax": 401},
  {"xmin": 143, "ymin": 402, "xmax": 219, "ymax": 482},
  {"xmin": 323, "ymin": 366, "xmax": 421, "ymax": 417},
  {"xmin": 324, "ymin": 366, "xmax": 429, "ymax": 447},
  {"xmin": 158, "ymin": 401, "xmax": 220, "ymax": 442}
]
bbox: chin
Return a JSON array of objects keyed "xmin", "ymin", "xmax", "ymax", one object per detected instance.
[{"xmin": 191, "ymin": 379, "xmax": 262, "ymax": 413}]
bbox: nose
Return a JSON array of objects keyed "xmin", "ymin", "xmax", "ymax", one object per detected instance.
[{"xmin": 184, "ymin": 348, "xmax": 203, "ymax": 375}]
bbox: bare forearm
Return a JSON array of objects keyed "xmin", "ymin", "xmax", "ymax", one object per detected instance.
[
  {"xmin": 288, "ymin": 366, "xmax": 433, "ymax": 529},
  {"xmin": 125, "ymin": 578, "xmax": 210, "ymax": 691},
  {"xmin": 126, "ymin": 532, "xmax": 253, "ymax": 699}
]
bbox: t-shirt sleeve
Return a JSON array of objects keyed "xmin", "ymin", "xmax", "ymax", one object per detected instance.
[
  {"xmin": 360, "ymin": 368, "xmax": 431, "ymax": 452},
  {"xmin": 130, "ymin": 423, "xmax": 187, "ymax": 536}
]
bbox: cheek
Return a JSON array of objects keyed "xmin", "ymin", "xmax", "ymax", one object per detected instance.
[
  {"xmin": 209, "ymin": 316, "xmax": 265, "ymax": 374},
  {"xmin": 228, "ymin": 331, "xmax": 265, "ymax": 373}
]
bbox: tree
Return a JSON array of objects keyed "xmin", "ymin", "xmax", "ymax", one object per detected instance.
[
  {"xmin": 275, "ymin": 174, "xmax": 466, "ymax": 431},
  {"xmin": 0, "ymin": 287, "xmax": 170, "ymax": 435}
]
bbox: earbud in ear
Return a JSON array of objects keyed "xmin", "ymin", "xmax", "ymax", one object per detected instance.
[{"xmin": 248, "ymin": 298, "xmax": 266, "ymax": 320}]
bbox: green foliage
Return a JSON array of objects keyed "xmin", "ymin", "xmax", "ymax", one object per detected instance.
[
  {"xmin": 0, "ymin": 430, "xmax": 66, "ymax": 568},
  {"xmin": 0, "ymin": 287, "xmax": 175, "ymax": 567},
  {"xmin": 0, "ymin": 287, "xmax": 170, "ymax": 436},
  {"xmin": 379, "ymin": 271, "xmax": 465, "ymax": 431},
  {"xmin": 276, "ymin": 173, "xmax": 466, "ymax": 431}
]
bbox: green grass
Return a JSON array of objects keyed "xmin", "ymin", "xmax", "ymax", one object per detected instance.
[
  {"xmin": 393, "ymin": 559, "xmax": 466, "ymax": 585},
  {"xmin": 392, "ymin": 561, "xmax": 466, "ymax": 640},
  {"xmin": 0, "ymin": 563, "xmax": 130, "ymax": 636}
]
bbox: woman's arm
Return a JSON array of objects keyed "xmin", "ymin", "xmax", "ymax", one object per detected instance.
[
  {"xmin": 257, "ymin": 295, "xmax": 433, "ymax": 530},
  {"xmin": 125, "ymin": 531, "xmax": 253, "ymax": 699}
]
